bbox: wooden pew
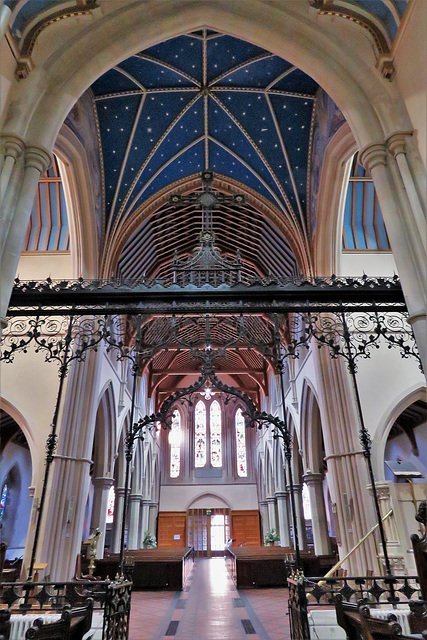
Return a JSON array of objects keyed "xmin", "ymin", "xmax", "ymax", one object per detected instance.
[
  {"xmin": 24, "ymin": 599, "xmax": 93, "ymax": 640},
  {"xmin": 334, "ymin": 594, "xmax": 427, "ymax": 640},
  {"xmin": 95, "ymin": 547, "xmax": 193, "ymax": 589}
]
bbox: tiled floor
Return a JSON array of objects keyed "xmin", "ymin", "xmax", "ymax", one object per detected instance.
[{"xmin": 129, "ymin": 558, "xmax": 291, "ymax": 640}]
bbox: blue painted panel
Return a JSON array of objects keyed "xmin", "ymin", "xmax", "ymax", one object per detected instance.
[
  {"xmin": 118, "ymin": 56, "xmax": 197, "ymax": 88},
  {"xmin": 343, "ymin": 183, "xmax": 356, "ymax": 250},
  {"xmin": 144, "ymin": 35, "xmax": 203, "ymax": 81},
  {"xmin": 213, "ymin": 55, "xmax": 291, "ymax": 88}
]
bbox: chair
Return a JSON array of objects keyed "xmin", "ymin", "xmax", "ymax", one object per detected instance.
[
  {"xmin": 334, "ymin": 593, "xmax": 427, "ymax": 640},
  {"xmin": 24, "ymin": 598, "xmax": 93, "ymax": 640}
]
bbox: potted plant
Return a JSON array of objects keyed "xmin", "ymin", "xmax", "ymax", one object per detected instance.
[
  {"xmin": 264, "ymin": 528, "xmax": 280, "ymax": 546},
  {"xmin": 143, "ymin": 530, "xmax": 157, "ymax": 549}
]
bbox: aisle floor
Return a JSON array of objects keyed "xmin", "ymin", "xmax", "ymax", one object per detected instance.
[{"xmin": 129, "ymin": 557, "xmax": 291, "ymax": 640}]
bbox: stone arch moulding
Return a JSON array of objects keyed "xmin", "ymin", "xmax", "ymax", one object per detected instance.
[
  {"xmin": 373, "ymin": 384, "xmax": 427, "ymax": 482},
  {"xmin": 54, "ymin": 124, "xmax": 100, "ymax": 278},
  {"xmin": 313, "ymin": 123, "xmax": 357, "ymax": 275},
  {"xmin": 187, "ymin": 492, "xmax": 231, "ymax": 511},
  {"xmin": 299, "ymin": 377, "xmax": 324, "ymax": 474},
  {"xmin": 0, "ymin": 397, "xmax": 36, "ymax": 487},
  {"xmin": 93, "ymin": 381, "xmax": 117, "ymax": 479},
  {"xmin": 3, "ymin": 3, "xmax": 411, "ymax": 154}
]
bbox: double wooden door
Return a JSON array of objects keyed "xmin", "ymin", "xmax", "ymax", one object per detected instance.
[{"xmin": 187, "ymin": 508, "xmax": 230, "ymax": 558}]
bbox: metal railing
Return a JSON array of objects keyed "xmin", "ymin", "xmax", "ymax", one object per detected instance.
[
  {"xmin": 0, "ymin": 578, "xmax": 132, "ymax": 640},
  {"xmin": 287, "ymin": 574, "xmax": 422, "ymax": 640}
]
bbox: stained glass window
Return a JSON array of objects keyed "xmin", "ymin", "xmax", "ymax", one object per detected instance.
[
  {"xmin": 235, "ymin": 408, "xmax": 247, "ymax": 477},
  {"xmin": 0, "ymin": 483, "xmax": 8, "ymax": 522},
  {"xmin": 169, "ymin": 409, "xmax": 181, "ymax": 478},
  {"xmin": 106, "ymin": 485, "xmax": 115, "ymax": 524},
  {"xmin": 302, "ymin": 482, "xmax": 312, "ymax": 520},
  {"xmin": 210, "ymin": 400, "xmax": 222, "ymax": 467},
  {"xmin": 195, "ymin": 400, "xmax": 207, "ymax": 468}
]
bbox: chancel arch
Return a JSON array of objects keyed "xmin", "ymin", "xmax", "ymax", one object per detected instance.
[{"xmin": 0, "ymin": 4, "xmax": 426, "ymax": 630}]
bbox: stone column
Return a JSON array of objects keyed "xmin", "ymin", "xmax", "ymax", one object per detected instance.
[
  {"xmin": 32, "ymin": 351, "xmax": 102, "ymax": 581},
  {"xmin": 0, "ymin": 145, "xmax": 51, "ymax": 323},
  {"xmin": 266, "ymin": 496, "xmax": 277, "ymax": 533},
  {"xmin": 360, "ymin": 143, "xmax": 427, "ymax": 372},
  {"xmin": 387, "ymin": 133, "xmax": 426, "ymax": 251},
  {"xmin": 0, "ymin": 135, "xmax": 24, "ymax": 207},
  {"xmin": 259, "ymin": 500, "xmax": 269, "ymax": 540},
  {"xmin": 138, "ymin": 499, "xmax": 151, "ymax": 547},
  {"xmin": 0, "ymin": 2, "xmax": 12, "ymax": 42},
  {"xmin": 275, "ymin": 491, "xmax": 291, "ymax": 547},
  {"xmin": 90, "ymin": 477, "xmax": 114, "ymax": 559},
  {"xmin": 148, "ymin": 501, "xmax": 158, "ymax": 537},
  {"xmin": 303, "ymin": 473, "xmax": 331, "ymax": 555},
  {"xmin": 313, "ymin": 348, "xmax": 378, "ymax": 574},
  {"xmin": 111, "ymin": 487, "xmax": 125, "ymax": 554},
  {"xmin": 127, "ymin": 495, "xmax": 141, "ymax": 550},
  {"xmin": 290, "ymin": 484, "xmax": 308, "ymax": 551}
]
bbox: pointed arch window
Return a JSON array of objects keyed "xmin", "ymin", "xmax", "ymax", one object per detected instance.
[
  {"xmin": 235, "ymin": 408, "xmax": 247, "ymax": 477},
  {"xmin": 106, "ymin": 485, "xmax": 115, "ymax": 524},
  {"xmin": 0, "ymin": 483, "xmax": 8, "ymax": 522},
  {"xmin": 195, "ymin": 400, "xmax": 207, "ymax": 468},
  {"xmin": 210, "ymin": 400, "xmax": 222, "ymax": 467},
  {"xmin": 169, "ymin": 409, "xmax": 181, "ymax": 478},
  {"xmin": 302, "ymin": 482, "xmax": 312, "ymax": 520}
]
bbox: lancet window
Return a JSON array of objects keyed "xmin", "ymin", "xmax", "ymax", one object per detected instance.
[
  {"xmin": 106, "ymin": 485, "xmax": 115, "ymax": 524},
  {"xmin": 210, "ymin": 400, "xmax": 222, "ymax": 467},
  {"xmin": 195, "ymin": 400, "xmax": 207, "ymax": 468},
  {"xmin": 0, "ymin": 483, "xmax": 8, "ymax": 522},
  {"xmin": 169, "ymin": 409, "xmax": 182, "ymax": 477},
  {"xmin": 235, "ymin": 408, "xmax": 247, "ymax": 477}
]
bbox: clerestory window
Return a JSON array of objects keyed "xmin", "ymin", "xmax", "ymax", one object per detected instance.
[
  {"xmin": 194, "ymin": 398, "xmax": 222, "ymax": 469},
  {"xmin": 235, "ymin": 408, "xmax": 247, "ymax": 477},
  {"xmin": 169, "ymin": 409, "xmax": 181, "ymax": 478}
]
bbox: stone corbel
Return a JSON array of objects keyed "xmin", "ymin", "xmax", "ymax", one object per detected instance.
[
  {"xmin": 359, "ymin": 142, "xmax": 388, "ymax": 173},
  {"xmin": 308, "ymin": 0, "xmax": 396, "ymax": 80},
  {"xmin": 24, "ymin": 145, "xmax": 52, "ymax": 174},
  {"xmin": 0, "ymin": 134, "xmax": 25, "ymax": 206},
  {"xmin": 14, "ymin": 0, "xmax": 99, "ymax": 81}
]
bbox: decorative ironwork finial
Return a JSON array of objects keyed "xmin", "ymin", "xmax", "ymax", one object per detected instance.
[{"xmin": 169, "ymin": 170, "xmax": 245, "ymax": 287}]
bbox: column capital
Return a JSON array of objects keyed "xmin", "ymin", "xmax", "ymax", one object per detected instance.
[
  {"xmin": 259, "ymin": 500, "xmax": 268, "ymax": 507},
  {"xmin": 266, "ymin": 496, "xmax": 276, "ymax": 504},
  {"xmin": 129, "ymin": 494, "xmax": 142, "ymax": 503},
  {"xmin": 149, "ymin": 501, "xmax": 158, "ymax": 508},
  {"xmin": 93, "ymin": 477, "xmax": 114, "ymax": 489},
  {"xmin": 275, "ymin": 491, "xmax": 288, "ymax": 500},
  {"xmin": 24, "ymin": 145, "xmax": 52, "ymax": 173},
  {"xmin": 303, "ymin": 472, "xmax": 323, "ymax": 486},
  {"xmin": 359, "ymin": 142, "xmax": 387, "ymax": 173},
  {"xmin": 386, "ymin": 131, "xmax": 413, "ymax": 157},
  {"xmin": 1, "ymin": 134, "xmax": 25, "ymax": 160},
  {"xmin": 141, "ymin": 499, "xmax": 151, "ymax": 507},
  {"xmin": 115, "ymin": 487, "xmax": 125, "ymax": 497}
]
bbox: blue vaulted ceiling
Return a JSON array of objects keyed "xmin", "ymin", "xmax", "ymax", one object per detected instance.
[{"xmin": 91, "ymin": 30, "xmax": 320, "ymax": 240}]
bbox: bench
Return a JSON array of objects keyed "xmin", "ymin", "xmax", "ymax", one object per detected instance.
[{"xmin": 24, "ymin": 599, "xmax": 93, "ymax": 640}]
